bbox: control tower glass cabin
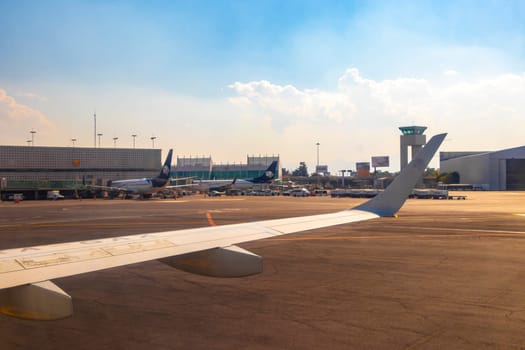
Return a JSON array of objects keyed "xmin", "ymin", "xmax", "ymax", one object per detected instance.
[{"xmin": 399, "ymin": 126, "xmax": 427, "ymax": 170}]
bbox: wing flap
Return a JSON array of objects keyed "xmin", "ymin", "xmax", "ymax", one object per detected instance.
[{"xmin": 0, "ymin": 260, "xmax": 24, "ymax": 273}]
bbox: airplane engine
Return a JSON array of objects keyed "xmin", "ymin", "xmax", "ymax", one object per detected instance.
[
  {"xmin": 159, "ymin": 245, "xmax": 262, "ymax": 277},
  {"xmin": 0, "ymin": 281, "xmax": 73, "ymax": 320}
]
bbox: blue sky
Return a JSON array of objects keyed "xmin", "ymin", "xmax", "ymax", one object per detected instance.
[{"xmin": 1, "ymin": 0, "xmax": 524, "ymax": 172}]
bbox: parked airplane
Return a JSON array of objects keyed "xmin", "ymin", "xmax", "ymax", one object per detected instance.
[
  {"xmin": 89, "ymin": 149, "xmax": 181, "ymax": 198},
  {"xmin": 0, "ymin": 134, "xmax": 446, "ymax": 320},
  {"xmin": 191, "ymin": 160, "xmax": 279, "ymax": 193}
]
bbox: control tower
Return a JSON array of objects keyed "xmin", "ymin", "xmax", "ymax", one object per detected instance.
[{"xmin": 399, "ymin": 126, "xmax": 427, "ymax": 170}]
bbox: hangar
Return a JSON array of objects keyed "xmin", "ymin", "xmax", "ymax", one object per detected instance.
[{"xmin": 440, "ymin": 146, "xmax": 525, "ymax": 190}]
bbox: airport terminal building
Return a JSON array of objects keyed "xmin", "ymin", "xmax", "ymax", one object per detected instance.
[
  {"xmin": 0, "ymin": 145, "xmax": 280, "ymax": 198},
  {"xmin": 440, "ymin": 146, "xmax": 525, "ymax": 190},
  {"xmin": 173, "ymin": 155, "xmax": 280, "ymax": 180},
  {"xmin": 0, "ymin": 145, "xmax": 161, "ymax": 192}
]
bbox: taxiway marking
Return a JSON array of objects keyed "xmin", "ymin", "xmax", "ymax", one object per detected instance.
[
  {"xmin": 393, "ymin": 225, "xmax": 525, "ymax": 235},
  {"xmin": 206, "ymin": 212, "xmax": 217, "ymax": 226},
  {"xmin": 267, "ymin": 226, "xmax": 525, "ymax": 241}
]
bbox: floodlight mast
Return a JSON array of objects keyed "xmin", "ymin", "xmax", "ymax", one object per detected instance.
[
  {"xmin": 97, "ymin": 133, "xmax": 103, "ymax": 148},
  {"xmin": 93, "ymin": 112, "xmax": 97, "ymax": 148},
  {"xmin": 30, "ymin": 129, "xmax": 36, "ymax": 146}
]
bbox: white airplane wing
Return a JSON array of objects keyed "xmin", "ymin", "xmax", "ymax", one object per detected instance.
[
  {"xmin": 85, "ymin": 184, "xmax": 133, "ymax": 193},
  {"xmin": 165, "ymin": 183, "xmax": 198, "ymax": 189},
  {"xmin": 165, "ymin": 176, "xmax": 197, "ymax": 188},
  {"xmin": 170, "ymin": 176, "xmax": 195, "ymax": 181},
  {"xmin": 0, "ymin": 134, "xmax": 446, "ymax": 320}
]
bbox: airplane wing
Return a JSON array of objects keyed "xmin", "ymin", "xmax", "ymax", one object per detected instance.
[
  {"xmin": 208, "ymin": 179, "xmax": 236, "ymax": 192},
  {"xmin": 165, "ymin": 179, "xmax": 233, "ymax": 191},
  {"xmin": 170, "ymin": 176, "xmax": 195, "ymax": 181},
  {"xmin": 165, "ymin": 183, "xmax": 198, "ymax": 189},
  {"xmin": 166, "ymin": 176, "xmax": 196, "ymax": 188},
  {"xmin": 84, "ymin": 184, "xmax": 133, "ymax": 193},
  {"xmin": 0, "ymin": 134, "xmax": 446, "ymax": 320}
]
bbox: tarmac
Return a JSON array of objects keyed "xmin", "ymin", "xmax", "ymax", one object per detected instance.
[{"xmin": 1, "ymin": 192, "xmax": 525, "ymax": 349}]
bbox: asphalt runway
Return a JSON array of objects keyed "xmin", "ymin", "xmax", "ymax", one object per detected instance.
[{"xmin": 1, "ymin": 192, "xmax": 525, "ymax": 349}]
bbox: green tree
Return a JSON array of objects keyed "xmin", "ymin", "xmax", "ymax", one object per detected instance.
[
  {"xmin": 292, "ymin": 162, "xmax": 308, "ymax": 177},
  {"xmin": 437, "ymin": 171, "xmax": 460, "ymax": 184},
  {"xmin": 424, "ymin": 168, "xmax": 439, "ymax": 177}
]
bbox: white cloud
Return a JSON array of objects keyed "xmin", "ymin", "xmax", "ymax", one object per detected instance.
[
  {"xmin": 228, "ymin": 68, "xmax": 525, "ymax": 171},
  {"xmin": 0, "ymin": 89, "xmax": 54, "ymax": 144},
  {"xmin": 228, "ymin": 80, "xmax": 355, "ymax": 131},
  {"xmin": 4, "ymin": 67, "xmax": 523, "ymax": 173},
  {"xmin": 16, "ymin": 92, "xmax": 48, "ymax": 102}
]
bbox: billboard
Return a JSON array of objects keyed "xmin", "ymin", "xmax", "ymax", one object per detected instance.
[
  {"xmin": 315, "ymin": 165, "xmax": 328, "ymax": 175},
  {"xmin": 371, "ymin": 156, "xmax": 389, "ymax": 168},
  {"xmin": 356, "ymin": 162, "xmax": 370, "ymax": 177}
]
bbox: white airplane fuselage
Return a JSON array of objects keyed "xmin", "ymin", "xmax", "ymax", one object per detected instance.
[
  {"xmin": 110, "ymin": 178, "xmax": 159, "ymax": 194},
  {"xmin": 190, "ymin": 161, "xmax": 279, "ymax": 192},
  {"xmin": 96, "ymin": 149, "xmax": 173, "ymax": 197},
  {"xmin": 192, "ymin": 179, "xmax": 256, "ymax": 192}
]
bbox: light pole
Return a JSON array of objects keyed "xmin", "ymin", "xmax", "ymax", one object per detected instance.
[
  {"xmin": 93, "ymin": 112, "xmax": 97, "ymax": 148},
  {"xmin": 30, "ymin": 129, "xmax": 36, "ymax": 146},
  {"xmin": 132, "ymin": 134, "xmax": 137, "ymax": 148},
  {"xmin": 71, "ymin": 138, "xmax": 77, "ymax": 147},
  {"xmin": 113, "ymin": 137, "xmax": 118, "ymax": 148},
  {"xmin": 150, "ymin": 136, "xmax": 157, "ymax": 148},
  {"xmin": 340, "ymin": 169, "xmax": 346, "ymax": 187},
  {"xmin": 26, "ymin": 140, "xmax": 31, "ymax": 146},
  {"xmin": 316, "ymin": 142, "xmax": 320, "ymax": 167},
  {"xmin": 97, "ymin": 133, "xmax": 103, "ymax": 148}
]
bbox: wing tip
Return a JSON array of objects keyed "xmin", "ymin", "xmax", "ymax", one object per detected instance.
[{"xmin": 353, "ymin": 132, "xmax": 447, "ymax": 217}]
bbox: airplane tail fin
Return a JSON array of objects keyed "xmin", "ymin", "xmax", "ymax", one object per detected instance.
[
  {"xmin": 157, "ymin": 149, "xmax": 173, "ymax": 180},
  {"xmin": 354, "ymin": 133, "xmax": 447, "ymax": 217},
  {"xmin": 252, "ymin": 161, "xmax": 278, "ymax": 183}
]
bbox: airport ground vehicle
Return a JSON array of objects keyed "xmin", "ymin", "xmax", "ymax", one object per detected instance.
[
  {"xmin": 313, "ymin": 189, "xmax": 328, "ymax": 196},
  {"xmin": 225, "ymin": 189, "xmax": 244, "ymax": 196},
  {"xmin": 7, "ymin": 193, "xmax": 24, "ymax": 202},
  {"xmin": 47, "ymin": 191, "xmax": 65, "ymax": 200},
  {"xmin": 289, "ymin": 188, "xmax": 311, "ymax": 197}
]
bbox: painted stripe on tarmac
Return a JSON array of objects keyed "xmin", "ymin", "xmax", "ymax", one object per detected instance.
[
  {"xmin": 206, "ymin": 212, "xmax": 216, "ymax": 226},
  {"xmin": 393, "ymin": 225, "xmax": 525, "ymax": 235},
  {"xmin": 267, "ymin": 226, "xmax": 525, "ymax": 241}
]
